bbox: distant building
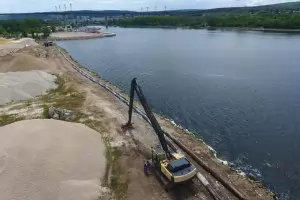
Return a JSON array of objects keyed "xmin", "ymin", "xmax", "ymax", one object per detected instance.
[
  {"xmin": 91, "ymin": 17, "xmax": 106, "ymax": 21},
  {"xmin": 66, "ymin": 25, "xmax": 72, "ymax": 32}
]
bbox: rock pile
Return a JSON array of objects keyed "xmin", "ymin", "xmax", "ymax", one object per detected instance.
[{"xmin": 48, "ymin": 106, "xmax": 76, "ymax": 121}]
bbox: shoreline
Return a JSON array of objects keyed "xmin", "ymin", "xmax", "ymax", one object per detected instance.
[
  {"xmin": 49, "ymin": 31, "xmax": 116, "ymax": 41},
  {"xmin": 56, "ymin": 44, "xmax": 276, "ymax": 199},
  {"xmin": 209, "ymin": 27, "xmax": 300, "ymax": 33},
  {"xmin": 118, "ymin": 25, "xmax": 300, "ymax": 33}
]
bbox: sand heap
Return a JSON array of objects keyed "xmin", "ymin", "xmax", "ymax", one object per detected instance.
[
  {"xmin": 0, "ymin": 38, "xmax": 38, "ymax": 56},
  {"xmin": 10, "ymin": 38, "xmax": 38, "ymax": 47},
  {"xmin": 0, "ymin": 70, "xmax": 57, "ymax": 105},
  {"xmin": 0, "ymin": 119, "xmax": 107, "ymax": 200}
]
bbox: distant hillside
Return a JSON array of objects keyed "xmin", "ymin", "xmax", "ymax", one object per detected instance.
[
  {"xmin": 167, "ymin": 1, "xmax": 300, "ymax": 15},
  {"xmin": 264, "ymin": 1, "xmax": 300, "ymax": 9},
  {"xmin": 207, "ymin": 1, "xmax": 300, "ymax": 12},
  {"xmin": 1, "ymin": 1, "xmax": 300, "ymax": 20},
  {"xmin": 114, "ymin": 1, "xmax": 300, "ymax": 30}
]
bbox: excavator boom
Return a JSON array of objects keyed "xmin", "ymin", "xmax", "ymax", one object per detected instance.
[
  {"xmin": 123, "ymin": 78, "xmax": 197, "ymax": 187},
  {"xmin": 125, "ymin": 78, "xmax": 171, "ymax": 157}
]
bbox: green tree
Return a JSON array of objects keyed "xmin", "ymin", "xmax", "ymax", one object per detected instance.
[
  {"xmin": 21, "ymin": 30, "xmax": 28, "ymax": 37},
  {"xmin": 51, "ymin": 26, "xmax": 56, "ymax": 32},
  {"xmin": 42, "ymin": 27, "xmax": 50, "ymax": 38},
  {"xmin": 29, "ymin": 28, "xmax": 35, "ymax": 38},
  {"xmin": 0, "ymin": 26, "xmax": 5, "ymax": 34}
]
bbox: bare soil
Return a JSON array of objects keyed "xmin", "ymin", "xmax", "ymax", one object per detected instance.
[{"xmin": 0, "ymin": 43, "xmax": 275, "ymax": 200}]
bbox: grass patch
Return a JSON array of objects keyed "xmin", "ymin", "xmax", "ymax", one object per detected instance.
[
  {"xmin": 42, "ymin": 104, "xmax": 50, "ymax": 118},
  {"xmin": 110, "ymin": 147, "xmax": 128, "ymax": 200},
  {"xmin": 83, "ymin": 119, "xmax": 128, "ymax": 200},
  {"xmin": 40, "ymin": 75, "xmax": 85, "ymax": 111},
  {"xmin": 0, "ymin": 75, "xmax": 85, "ymax": 125},
  {"xmin": 0, "ymin": 114, "xmax": 24, "ymax": 126}
]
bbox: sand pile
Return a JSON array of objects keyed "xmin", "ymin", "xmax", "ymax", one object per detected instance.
[
  {"xmin": 0, "ymin": 119, "xmax": 107, "ymax": 200},
  {"xmin": 11, "ymin": 38, "xmax": 38, "ymax": 47},
  {"xmin": 0, "ymin": 53, "xmax": 50, "ymax": 72},
  {"xmin": 0, "ymin": 38, "xmax": 38, "ymax": 56},
  {"xmin": 0, "ymin": 70, "xmax": 56, "ymax": 105}
]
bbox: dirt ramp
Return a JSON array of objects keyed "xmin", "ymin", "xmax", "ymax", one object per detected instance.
[{"xmin": 0, "ymin": 119, "xmax": 107, "ymax": 200}]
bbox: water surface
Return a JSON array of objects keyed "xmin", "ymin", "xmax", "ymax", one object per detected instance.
[{"xmin": 58, "ymin": 27, "xmax": 300, "ymax": 200}]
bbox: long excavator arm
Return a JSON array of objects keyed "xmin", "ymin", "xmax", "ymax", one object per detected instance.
[{"xmin": 124, "ymin": 78, "xmax": 171, "ymax": 157}]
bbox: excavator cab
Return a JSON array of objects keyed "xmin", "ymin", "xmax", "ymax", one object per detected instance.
[
  {"xmin": 151, "ymin": 146, "xmax": 167, "ymax": 166},
  {"xmin": 150, "ymin": 145, "xmax": 196, "ymax": 187}
]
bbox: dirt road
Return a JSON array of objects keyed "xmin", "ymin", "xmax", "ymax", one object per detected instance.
[{"xmin": 0, "ymin": 119, "xmax": 107, "ymax": 200}]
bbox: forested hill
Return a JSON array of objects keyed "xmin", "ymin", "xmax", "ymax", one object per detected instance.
[
  {"xmin": 109, "ymin": 1, "xmax": 300, "ymax": 30},
  {"xmin": 1, "ymin": 1, "xmax": 300, "ymax": 18},
  {"xmin": 203, "ymin": 1, "xmax": 300, "ymax": 13}
]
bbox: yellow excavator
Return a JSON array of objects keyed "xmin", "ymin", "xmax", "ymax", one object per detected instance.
[{"xmin": 123, "ymin": 78, "xmax": 197, "ymax": 189}]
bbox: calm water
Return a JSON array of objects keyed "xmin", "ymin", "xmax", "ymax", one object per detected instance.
[{"xmin": 58, "ymin": 27, "xmax": 300, "ymax": 200}]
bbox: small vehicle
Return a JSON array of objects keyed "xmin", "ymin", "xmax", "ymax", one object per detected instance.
[{"xmin": 44, "ymin": 41, "xmax": 54, "ymax": 47}]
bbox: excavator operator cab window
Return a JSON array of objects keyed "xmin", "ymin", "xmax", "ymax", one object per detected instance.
[{"xmin": 167, "ymin": 158, "xmax": 191, "ymax": 173}]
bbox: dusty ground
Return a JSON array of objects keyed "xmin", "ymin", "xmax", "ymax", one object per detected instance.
[
  {"xmin": 0, "ymin": 119, "xmax": 107, "ymax": 200},
  {"xmin": 0, "ymin": 70, "xmax": 56, "ymax": 104},
  {"xmin": 0, "ymin": 42, "xmax": 275, "ymax": 200}
]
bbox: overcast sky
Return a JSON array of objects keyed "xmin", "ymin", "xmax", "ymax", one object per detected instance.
[{"xmin": 0, "ymin": 0, "xmax": 295, "ymax": 13}]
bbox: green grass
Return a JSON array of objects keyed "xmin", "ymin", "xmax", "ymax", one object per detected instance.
[
  {"xmin": 110, "ymin": 148, "xmax": 128, "ymax": 200},
  {"xmin": 83, "ymin": 119, "xmax": 128, "ymax": 200},
  {"xmin": 40, "ymin": 76, "xmax": 85, "ymax": 112},
  {"xmin": 42, "ymin": 104, "xmax": 50, "ymax": 118},
  {"xmin": 0, "ymin": 114, "xmax": 24, "ymax": 126}
]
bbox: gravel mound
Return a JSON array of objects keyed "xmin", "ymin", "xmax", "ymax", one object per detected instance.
[
  {"xmin": 11, "ymin": 38, "xmax": 38, "ymax": 47},
  {"xmin": 0, "ymin": 70, "xmax": 56, "ymax": 105},
  {"xmin": 0, "ymin": 119, "xmax": 107, "ymax": 200},
  {"xmin": 0, "ymin": 38, "xmax": 38, "ymax": 56}
]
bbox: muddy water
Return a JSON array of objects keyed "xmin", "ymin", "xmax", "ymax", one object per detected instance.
[{"xmin": 57, "ymin": 27, "xmax": 300, "ymax": 200}]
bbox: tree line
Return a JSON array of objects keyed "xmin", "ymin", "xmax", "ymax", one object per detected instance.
[
  {"xmin": 0, "ymin": 19, "xmax": 57, "ymax": 39},
  {"xmin": 111, "ymin": 11, "xmax": 300, "ymax": 29}
]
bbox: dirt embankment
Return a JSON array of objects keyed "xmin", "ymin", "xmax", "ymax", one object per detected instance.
[{"xmin": 0, "ymin": 43, "xmax": 274, "ymax": 200}]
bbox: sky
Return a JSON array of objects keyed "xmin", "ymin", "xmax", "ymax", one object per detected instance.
[{"xmin": 0, "ymin": 0, "xmax": 296, "ymax": 13}]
